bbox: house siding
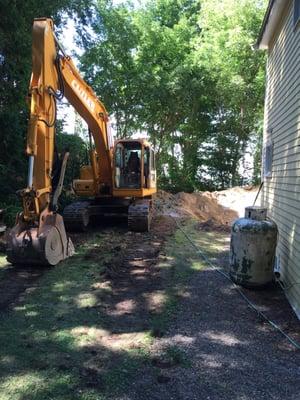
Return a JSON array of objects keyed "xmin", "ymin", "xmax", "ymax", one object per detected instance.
[{"xmin": 262, "ymin": 1, "xmax": 300, "ymax": 318}]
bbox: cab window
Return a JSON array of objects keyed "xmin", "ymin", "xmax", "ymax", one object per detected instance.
[{"xmin": 114, "ymin": 142, "xmax": 142, "ymax": 189}]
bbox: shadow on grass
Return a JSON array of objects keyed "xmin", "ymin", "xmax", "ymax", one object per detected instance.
[
  {"xmin": 0, "ymin": 218, "xmax": 299, "ymax": 400},
  {"xmin": 0, "ymin": 231, "xmax": 150, "ymax": 399},
  {"xmin": 0, "ymin": 217, "xmax": 181, "ymax": 399}
]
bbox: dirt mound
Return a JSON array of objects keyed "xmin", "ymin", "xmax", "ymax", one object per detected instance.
[
  {"xmin": 154, "ymin": 186, "xmax": 259, "ymax": 228},
  {"xmin": 214, "ymin": 186, "xmax": 258, "ymax": 218},
  {"xmin": 175, "ymin": 191, "xmax": 237, "ymax": 226}
]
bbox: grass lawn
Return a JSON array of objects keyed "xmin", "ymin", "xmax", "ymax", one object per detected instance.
[{"xmin": 0, "ymin": 220, "xmax": 228, "ymax": 400}]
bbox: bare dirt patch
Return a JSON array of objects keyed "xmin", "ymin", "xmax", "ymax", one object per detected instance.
[
  {"xmin": 125, "ymin": 223, "xmax": 300, "ymax": 400},
  {"xmin": 0, "ymin": 264, "xmax": 48, "ymax": 311},
  {"xmin": 0, "ymin": 215, "xmax": 175, "ymax": 315},
  {"xmin": 80, "ymin": 215, "xmax": 176, "ymax": 350},
  {"xmin": 154, "ymin": 186, "xmax": 258, "ymax": 229}
]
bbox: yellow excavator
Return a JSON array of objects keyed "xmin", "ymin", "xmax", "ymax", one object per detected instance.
[{"xmin": 7, "ymin": 18, "xmax": 156, "ymax": 266}]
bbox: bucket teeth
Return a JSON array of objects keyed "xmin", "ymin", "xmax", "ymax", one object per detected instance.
[{"xmin": 7, "ymin": 213, "xmax": 74, "ymax": 266}]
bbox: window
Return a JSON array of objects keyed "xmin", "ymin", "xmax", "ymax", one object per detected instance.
[
  {"xmin": 114, "ymin": 141, "xmax": 142, "ymax": 189},
  {"xmin": 294, "ymin": 0, "xmax": 300, "ymax": 27},
  {"xmin": 143, "ymin": 147, "xmax": 150, "ymax": 188},
  {"xmin": 263, "ymin": 139, "xmax": 273, "ymax": 179},
  {"xmin": 150, "ymin": 149, "xmax": 155, "ymax": 171},
  {"xmin": 150, "ymin": 149, "xmax": 156, "ymax": 188}
]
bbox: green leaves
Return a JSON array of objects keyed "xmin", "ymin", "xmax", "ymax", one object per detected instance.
[
  {"xmin": 80, "ymin": 0, "xmax": 267, "ymax": 191},
  {"xmin": 192, "ymin": 0, "xmax": 268, "ymax": 187},
  {"xmin": 0, "ymin": 0, "xmax": 268, "ymax": 195},
  {"xmin": 0, "ymin": 0, "xmax": 92, "ymax": 198}
]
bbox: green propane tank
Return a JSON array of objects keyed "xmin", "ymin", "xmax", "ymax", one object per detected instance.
[{"xmin": 229, "ymin": 206, "xmax": 278, "ymax": 288}]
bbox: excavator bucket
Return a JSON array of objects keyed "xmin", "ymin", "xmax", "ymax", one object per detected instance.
[{"xmin": 6, "ymin": 212, "xmax": 74, "ymax": 266}]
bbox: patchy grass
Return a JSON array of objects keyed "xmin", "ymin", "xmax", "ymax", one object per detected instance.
[
  {"xmin": 163, "ymin": 345, "xmax": 191, "ymax": 368},
  {"xmin": 0, "ymin": 229, "xmax": 156, "ymax": 400},
  {"xmin": 0, "ymin": 219, "xmax": 229, "ymax": 400},
  {"xmin": 150, "ymin": 220, "xmax": 218, "ymax": 337},
  {"xmin": 186, "ymin": 222, "xmax": 230, "ymax": 259},
  {"xmin": 0, "ymin": 232, "xmax": 117, "ymax": 400}
]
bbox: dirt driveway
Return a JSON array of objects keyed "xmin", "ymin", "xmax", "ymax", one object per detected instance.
[
  {"xmin": 115, "ymin": 220, "xmax": 300, "ymax": 400},
  {"xmin": 0, "ymin": 216, "xmax": 299, "ymax": 400}
]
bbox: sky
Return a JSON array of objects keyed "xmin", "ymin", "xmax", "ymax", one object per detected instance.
[
  {"xmin": 56, "ymin": 20, "xmax": 80, "ymax": 136},
  {"xmin": 56, "ymin": 16, "xmax": 147, "ymax": 141},
  {"xmin": 56, "ymin": 1, "xmax": 146, "ymax": 139}
]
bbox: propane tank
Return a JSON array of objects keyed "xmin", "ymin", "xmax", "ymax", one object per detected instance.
[{"xmin": 229, "ymin": 206, "xmax": 278, "ymax": 288}]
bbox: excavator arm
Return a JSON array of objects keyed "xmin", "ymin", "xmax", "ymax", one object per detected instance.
[
  {"xmin": 57, "ymin": 39, "xmax": 113, "ymax": 196},
  {"xmin": 26, "ymin": 17, "xmax": 113, "ymax": 218},
  {"xmin": 7, "ymin": 17, "xmax": 113, "ymax": 266}
]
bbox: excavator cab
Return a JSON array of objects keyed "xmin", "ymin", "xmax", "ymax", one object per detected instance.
[
  {"xmin": 65, "ymin": 138, "xmax": 156, "ymax": 232},
  {"xmin": 113, "ymin": 139, "xmax": 156, "ymax": 196},
  {"xmin": 115, "ymin": 144, "xmax": 141, "ymax": 189}
]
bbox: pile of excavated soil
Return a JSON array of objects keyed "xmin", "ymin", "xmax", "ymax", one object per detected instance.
[
  {"xmin": 154, "ymin": 186, "xmax": 259, "ymax": 228},
  {"xmin": 214, "ymin": 186, "xmax": 258, "ymax": 218}
]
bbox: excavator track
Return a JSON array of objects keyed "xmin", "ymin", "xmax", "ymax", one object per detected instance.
[
  {"xmin": 128, "ymin": 200, "xmax": 152, "ymax": 232},
  {"xmin": 64, "ymin": 199, "xmax": 153, "ymax": 233},
  {"xmin": 63, "ymin": 201, "xmax": 91, "ymax": 231}
]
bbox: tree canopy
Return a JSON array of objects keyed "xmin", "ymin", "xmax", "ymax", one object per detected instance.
[
  {"xmin": 81, "ymin": 0, "xmax": 267, "ymax": 191},
  {"xmin": 0, "ymin": 0, "xmax": 268, "ymax": 200},
  {"xmin": 0, "ymin": 0, "xmax": 91, "ymax": 199}
]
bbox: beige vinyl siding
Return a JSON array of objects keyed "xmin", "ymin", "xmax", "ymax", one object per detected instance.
[{"xmin": 262, "ymin": 1, "xmax": 300, "ymax": 318}]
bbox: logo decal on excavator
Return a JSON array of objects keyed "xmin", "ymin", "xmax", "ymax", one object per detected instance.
[{"xmin": 71, "ymin": 80, "xmax": 95, "ymax": 112}]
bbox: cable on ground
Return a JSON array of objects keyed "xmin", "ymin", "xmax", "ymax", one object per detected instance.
[{"xmin": 172, "ymin": 217, "xmax": 300, "ymax": 351}]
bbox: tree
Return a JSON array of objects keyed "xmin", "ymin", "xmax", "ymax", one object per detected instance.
[
  {"xmin": 81, "ymin": 0, "xmax": 215, "ymax": 191},
  {"xmin": 1, "ymin": 0, "xmax": 267, "ymax": 197},
  {"xmin": 133, "ymin": 0, "xmax": 215, "ymax": 191},
  {"xmin": 80, "ymin": 0, "xmax": 141, "ymax": 138},
  {"xmin": 81, "ymin": 0, "xmax": 267, "ymax": 191},
  {"xmin": 193, "ymin": 0, "xmax": 267, "ymax": 186},
  {"xmin": 0, "ymin": 0, "xmax": 91, "ymax": 198},
  {"xmin": 56, "ymin": 130, "xmax": 88, "ymax": 190}
]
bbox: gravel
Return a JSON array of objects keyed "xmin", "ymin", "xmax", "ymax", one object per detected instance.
[{"xmin": 120, "ymin": 232, "xmax": 300, "ymax": 400}]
